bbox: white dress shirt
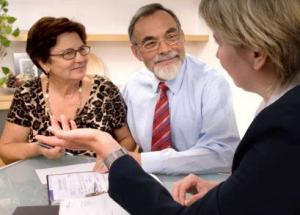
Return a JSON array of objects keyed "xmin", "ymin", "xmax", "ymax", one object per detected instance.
[{"xmin": 122, "ymin": 55, "xmax": 240, "ymax": 174}]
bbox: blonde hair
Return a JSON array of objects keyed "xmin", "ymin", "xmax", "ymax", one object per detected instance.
[
  {"xmin": 199, "ymin": 0, "xmax": 300, "ymax": 86},
  {"xmin": 86, "ymin": 53, "xmax": 108, "ymax": 78}
]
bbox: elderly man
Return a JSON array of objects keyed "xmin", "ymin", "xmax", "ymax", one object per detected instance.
[{"xmin": 123, "ymin": 3, "xmax": 239, "ymax": 174}]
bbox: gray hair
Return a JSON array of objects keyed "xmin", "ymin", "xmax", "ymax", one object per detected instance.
[{"xmin": 128, "ymin": 3, "xmax": 181, "ymax": 44}]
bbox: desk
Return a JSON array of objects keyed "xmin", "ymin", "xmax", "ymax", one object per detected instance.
[{"xmin": 0, "ymin": 156, "xmax": 228, "ymax": 215}]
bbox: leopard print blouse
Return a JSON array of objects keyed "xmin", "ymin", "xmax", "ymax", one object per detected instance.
[{"xmin": 7, "ymin": 75, "xmax": 127, "ymax": 157}]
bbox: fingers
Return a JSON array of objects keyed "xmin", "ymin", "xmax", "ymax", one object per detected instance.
[
  {"xmin": 93, "ymin": 159, "xmax": 108, "ymax": 173},
  {"xmin": 172, "ymin": 180, "xmax": 183, "ymax": 204},
  {"xmin": 171, "ymin": 181, "xmax": 181, "ymax": 204},
  {"xmin": 172, "ymin": 174, "xmax": 199, "ymax": 205},
  {"xmin": 39, "ymin": 145, "xmax": 65, "ymax": 159},
  {"xmin": 69, "ymin": 120, "xmax": 77, "ymax": 130},
  {"xmin": 185, "ymin": 191, "xmax": 207, "ymax": 206},
  {"xmin": 50, "ymin": 115, "xmax": 61, "ymax": 130},
  {"xmin": 50, "ymin": 115, "xmax": 78, "ymax": 131},
  {"xmin": 36, "ymin": 135, "xmax": 65, "ymax": 147},
  {"xmin": 60, "ymin": 115, "xmax": 71, "ymax": 131}
]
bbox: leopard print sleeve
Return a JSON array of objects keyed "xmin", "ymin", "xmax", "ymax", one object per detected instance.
[
  {"xmin": 105, "ymin": 80, "xmax": 127, "ymax": 129},
  {"xmin": 6, "ymin": 81, "xmax": 35, "ymax": 127}
]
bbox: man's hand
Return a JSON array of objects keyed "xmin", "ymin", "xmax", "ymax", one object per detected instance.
[{"xmin": 171, "ymin": 174, "xmax": 219, "ymax": 206}]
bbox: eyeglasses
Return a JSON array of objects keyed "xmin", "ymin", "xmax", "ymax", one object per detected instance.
[
  {"xmin": 135, "ymin": 30, "xmax": 182, "ymax": 52},
  {"xmin": 50, "ymin": 45, "xmax": 91, "ymax": 60}
]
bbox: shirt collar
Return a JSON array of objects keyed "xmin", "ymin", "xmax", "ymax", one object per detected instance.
[{"xmin": 256, "ymin": 76, "xmax": 300, "ymax": 115}]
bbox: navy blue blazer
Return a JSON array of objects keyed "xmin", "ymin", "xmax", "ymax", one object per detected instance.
[{"xmin": 109, "ymin": 85, "xmax": 300, "ymax": 215}]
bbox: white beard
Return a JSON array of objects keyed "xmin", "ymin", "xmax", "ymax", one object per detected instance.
[{"xmin": 153, "ymin": 60, "xmax": 182, "ymax": 81}]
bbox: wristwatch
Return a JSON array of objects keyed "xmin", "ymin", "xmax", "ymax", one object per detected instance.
[{"xmin": 103, "ymin": 147, "xmax": 128, "ymax": 169}]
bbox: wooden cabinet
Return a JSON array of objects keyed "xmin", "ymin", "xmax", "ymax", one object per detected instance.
[{"xmin": 0, "ymin": 92, "xmax": 13, "ymax": 110}]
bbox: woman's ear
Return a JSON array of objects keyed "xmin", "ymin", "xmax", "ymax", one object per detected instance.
[
  {"xmin": 38, "ymin": 60, "xmax": 50, "ymax": 74},
  {"xmin": 253, "ymin": 50, "xmax": 268, "ymax": 71}
]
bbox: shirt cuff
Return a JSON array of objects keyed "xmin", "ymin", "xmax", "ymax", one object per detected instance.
[{"xmin": 141, "ymin": 151, "xmax": 164, "ymax": 173}]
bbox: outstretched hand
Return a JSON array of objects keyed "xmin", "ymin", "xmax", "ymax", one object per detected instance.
[
  {"xmin": 171, "ymin": 174, "xmax": 219, "ymax": 206},
  {"xmin": 36, "ymin": 115, "xmax": 121, "ymax": 159},
  {"xmin": 93, "ymin": 156, "xmax": 108, "ymax": 173}
]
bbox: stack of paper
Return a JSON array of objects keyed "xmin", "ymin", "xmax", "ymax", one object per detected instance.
[
  {"xmin": 59, "ymin": 194, "xmax": 129, "ymax": 215},
  {"xmin": 47, "ymin": 171, "xmax": 108, "ymax": 205},
  {"xmin": 35, "ymin": 163, "xmax": 130, "ymax": 215}
]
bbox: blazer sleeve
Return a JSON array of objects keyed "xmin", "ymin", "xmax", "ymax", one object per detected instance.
[
  {"xmin": 109, "ymin": 124, "xmax": 300, "ymax": 215},
  {"xmin": 108, "ymin": 155, "xmax": 185, "ymax": 215}
]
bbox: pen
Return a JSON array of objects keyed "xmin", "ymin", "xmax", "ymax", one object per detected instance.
[
  {"xmin": 85, "ymin": 182, "xmax": 107, "ymax": 197},
  {"xmin": 38, "ymin": 143, "xmax": 73, "ymax": 156}
]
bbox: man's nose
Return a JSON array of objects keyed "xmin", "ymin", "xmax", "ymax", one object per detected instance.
[{"xmin": 157, "ymin": 39, "xmax": 172, "ymax": 54}]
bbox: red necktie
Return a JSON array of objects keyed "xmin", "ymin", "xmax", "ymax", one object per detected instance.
[{"xmin": 151, "ymin": 82, "xmax": 172, "ymax": 151}]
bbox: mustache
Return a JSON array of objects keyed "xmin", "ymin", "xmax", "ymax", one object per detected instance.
[{"xmin": 153, "ymin": 51, "xmax": 179, "ymax": 64}]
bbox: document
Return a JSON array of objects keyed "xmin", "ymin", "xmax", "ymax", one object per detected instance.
[
  {"xmin": 47, "ymin": 171, "xmax": 129, "ymax": 215},
  {"xmin": 35, "ymin": 162, "xmax": 96, "ymax": 184},
  {"xmin": 47, "ymin": 171, "xmax": 108, "ymax": 205},
  {"xmin": 59, "ymin": 195, "xmax": 129, "ymax": 215}
]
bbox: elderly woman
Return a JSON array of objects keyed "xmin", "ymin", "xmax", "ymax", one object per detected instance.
[
  {"xmin": 36, "ymin": 0, "xmax": 300, "ymax": 214},
  {"xmin": 0, "ymin": 17, "xmax": 135, "ymax": 164}
]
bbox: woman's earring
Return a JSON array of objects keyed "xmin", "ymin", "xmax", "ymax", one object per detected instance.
[{"xmin": 45, "ymin": 68, "xmax": 50, "ymax": 76}]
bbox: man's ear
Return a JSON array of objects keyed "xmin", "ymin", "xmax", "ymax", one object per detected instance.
[
  {"xmin": 131, "ymin": 45, "xmax": 143, "ymax": 61},
  {"xmin": 253, "ymin": 50, "xmax": 267, "ymax": 71},
  {"xmin": 180, "ymin": 29, "xmax": 185, "ymax": 43}
]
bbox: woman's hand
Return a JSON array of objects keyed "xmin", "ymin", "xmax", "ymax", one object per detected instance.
[
  {"xmin": 93, "ymin": 156, "xmax": 108, "ymax": 173},
  {"xmin": 171, "ymin": 174, "xmax": 219, "ymax": 206},
  {"xmin": 36, "ymin": 115, "xmax": 121, "ymax": 159},
  {"xmin": 37, "ymin": 143, "xmax": 65, "ymax": 159}
]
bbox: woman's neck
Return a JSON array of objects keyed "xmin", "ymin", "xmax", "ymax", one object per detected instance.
[{"xmin": 48, "ymin": 76, "xmax": 83, "ymax": 97}]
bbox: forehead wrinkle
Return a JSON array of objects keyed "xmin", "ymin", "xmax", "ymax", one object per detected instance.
[{"xmin": 140, "ymin": 27, "xmax": 179, "ymax": 44}]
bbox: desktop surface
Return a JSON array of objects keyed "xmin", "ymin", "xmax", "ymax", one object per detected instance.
[{"xmin": 0, "ymin": 155, "xmax": 229, "ymax": 215}]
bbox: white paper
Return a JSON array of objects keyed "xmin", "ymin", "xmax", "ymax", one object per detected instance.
[
  {"xmin": 59, "ymin": 194, "xmax": 129, "ymax": 215},
  {"xmin": 48, "ymin": 172, "xmax": 108, "ymax": 204},
  {"xmin": 35, "ymin": 162, "xmax": 96, "ymax": 184}
]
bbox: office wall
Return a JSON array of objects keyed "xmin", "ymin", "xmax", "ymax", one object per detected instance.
[{"xmin": 1, "ymin": 0, "xmax": 260, "ymax": 137}]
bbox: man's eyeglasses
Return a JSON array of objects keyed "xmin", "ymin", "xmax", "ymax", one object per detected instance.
[
  {"xmin": 135, "ymin": 30, "xmax": 182, "ymax": 52},
  {"xmin": 50, "ymin": 45, "xmax": 91, "ymax": 60}
]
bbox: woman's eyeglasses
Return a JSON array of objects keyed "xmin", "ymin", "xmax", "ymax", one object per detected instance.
[{"xmin": 50, "ymin": 45, "xmax": 91, "ymax": 60}]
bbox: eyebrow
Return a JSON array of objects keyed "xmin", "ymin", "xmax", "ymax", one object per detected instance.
[
  {"xmin": 54, "ymin": 44, "xmax": 86, "ymax": 53},
  {"xmin": 141, "ymin": 27, "xmax": 179, "ymax": 44}
]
